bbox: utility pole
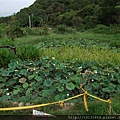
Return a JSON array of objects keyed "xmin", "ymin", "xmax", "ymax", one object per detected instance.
[
  {"xmin": 29, "ymin": 15, "xmax": 32, "ymax": 28},
  {"xmin": 31, "ymin": 13, "xmax": 34, "ymax": 27}
]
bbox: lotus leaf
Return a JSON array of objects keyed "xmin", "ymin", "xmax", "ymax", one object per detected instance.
[
  {"xmin": 19, "ymin": 78, "xmax": 27, "ymax": 83},
  {"xmin": 13, "ymin": 90, "xmax": 19, "ymax": 95},
  {"xmin": 44, "ymin": 79, "xmax": 53, "ymax": 87},
  {"xmin": 23, "ymin": 82, "xmax": 29, "ymax": 88},
  {"xmin": 58, "ymin": 86, "xmax": 64, "ymax": 92},
  {"xmin": 35, "ymin": 75, "xmax": 42, "ymax": 81},
  {"xmin": 1, "ymin": 70, "xmax": 10, "ymax": 76},
  {"xmin": 66, "ymin": 82, "xmax": 75, "ymax": 90},
  {"xmin": 0, "ymin": 78, "xmax": 5, "ymax": 82}
]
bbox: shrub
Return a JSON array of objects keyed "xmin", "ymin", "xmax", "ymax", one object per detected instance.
[
  {"xmin": 55, "ymin": 24, "xmax": 75, "ymax": 34},
  {"xmin": 17, "ymin": 45, "xmax": 40, "ymax": 60},
  {"xmin": 0, "ymin": 38, "xmax": 14, "ymax": 46},
  {"xmin": 0, "ymin": 48, "xmax": 16, "ymax": 67},
  {"xmin": 89, "ymin": 24, "xmax": 120, "ymax": 35},
  {"xmin": 23, "ymin": 27, "xmax": 45, "ymax": 36},
  {"xmin": 0, "ymin": 39, "xmax": 16, "ymax": 67}
]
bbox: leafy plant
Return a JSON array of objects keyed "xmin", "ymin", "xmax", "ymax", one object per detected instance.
[
  {"xmin": 0, "ymin": 58, "xmax": 120, "ymax": 104},
  {"xmin": 17, "ymin": 45, "xmax": 40, "ymax": 60}
]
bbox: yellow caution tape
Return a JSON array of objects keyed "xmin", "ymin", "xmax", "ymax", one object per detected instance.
[{"xmin": 0, "ymin": 84, "xmax": 112, "ymax": 111}]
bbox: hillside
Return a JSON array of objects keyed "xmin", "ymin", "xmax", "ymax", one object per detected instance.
[{"xmin": 0, "ymin": 0, "xmax": 120, "ymax": 29}]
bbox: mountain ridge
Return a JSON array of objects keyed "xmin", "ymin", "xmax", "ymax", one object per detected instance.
[{"xmin": 0, "ymin": 0, "xmax": 119, "ymax": 28}]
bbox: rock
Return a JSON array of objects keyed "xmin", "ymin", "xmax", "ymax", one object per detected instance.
[
  {"xmin": 12, "ymin": 102, "xmax": 18, "ymax": 106},
  {"xmin": 70, "ymin": 103, "xmax": 75, "ymax": 106},
  {"xmin": 26, "ymin": 103, "xmax": 30, "ymax": 106},
  {"xmin": 18, "ymin": 102, "xmax": 24, "ymax": 107}
]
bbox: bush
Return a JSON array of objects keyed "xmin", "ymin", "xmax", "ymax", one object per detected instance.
[
  {"xmin": 55, "ymin": 24, "xmax": 75, "ymax": 34},
  {"xmin": 0, "ymin": 39, "xmax": 16, "ymax": 67},
  {"xmin": 0, "ymin": 39, "xmax": 40, "ymax": 67},
  {"xmin": 0, "ymin": 48, "xmax": 16, "ymax": 68},
  {"xmin": 17, "ymin": 45, "xmax": 40, "ymax": 60},
  {"xmin": 0, "ymin": 38, "xmax": 14, "ymax": 46},
  {"xmin": 23, "ymin": 27, "xmax": 45, "ymax": 36},
  {"xmin": 89, "ymin": 24, "xmax": 120, "ymax": 35}
]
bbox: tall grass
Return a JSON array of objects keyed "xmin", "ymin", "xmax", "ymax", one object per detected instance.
[{"xmin": 40, "ymin": 46, "xmax": 120, "ymax": 65}]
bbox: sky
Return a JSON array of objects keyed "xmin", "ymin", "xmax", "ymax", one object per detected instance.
[{"xmin": 0, "ymin": 0, "xmax": 36, "ymax": 17}]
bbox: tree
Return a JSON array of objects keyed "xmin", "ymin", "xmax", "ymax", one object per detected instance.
[{"xmin": 98, "ymin": 0, "xmax": 119, "ymax": 26}]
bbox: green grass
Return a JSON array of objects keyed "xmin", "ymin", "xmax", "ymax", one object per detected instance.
[
  {"xmin": 14, "ymin": 32, "xmax": 120, "ymax": 47},
  {"xmin": 13, "ymin": 32, "xmax": 120, "ymax": 65},
  {"xmin": 39, "ymin": 46, "xmax": 120, "ymax": 65}
]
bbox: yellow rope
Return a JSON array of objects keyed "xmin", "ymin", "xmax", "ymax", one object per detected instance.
[
  {"xmin": 83, "ymin": 91, "xmax": 88, "ymax": 111},
  {"xmin": 0, "ymin": 84, "xmax": 112, "ymax": 111},
  {"xmin": 0, "ymin": 93, "xmax": 84, "ymax": 111}
]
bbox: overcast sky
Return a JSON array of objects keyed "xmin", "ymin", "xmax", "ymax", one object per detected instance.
[{"xmin": 0, "ymin": 0, "xmax": 36, "ymax": 17}]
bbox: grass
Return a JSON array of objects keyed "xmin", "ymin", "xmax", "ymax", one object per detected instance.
[
  {"xmin": 14, "ymin": 32, "xmax": 120, "ymax": 47},
  {"xmin": 39, "ymin": 46, "xmax": 120, "ymax": 65},
  {"xmin": 13, "ymin": 31, "xmax": 120, "ymax": 66}
]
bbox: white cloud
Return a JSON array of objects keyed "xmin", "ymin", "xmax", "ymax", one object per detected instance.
[{"xmin": 0, "ymin": 0, "xmax": 36, "ymax": 17}]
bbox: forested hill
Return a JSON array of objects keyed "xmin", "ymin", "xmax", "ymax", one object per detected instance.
[{"xmin": 0, "ymin": 0, "xmax": 120, "ymax": 28}]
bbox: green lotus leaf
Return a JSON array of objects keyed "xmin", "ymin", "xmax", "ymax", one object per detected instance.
[
  {"xmin": 1, "ymin": 95, "xmax": 11, "ymax": 101},
  {"xmin": 1, "ymin": 70, "xmax": 10, "ymax": 77},
  {"xmin": 41, "ymin": 58, "xmax": 46, "ymax": 65},
  {"xmin": 28, "ymin": 75, "xmax": 35, "ymax": 80},
  {"xmin": 58, "ymin": 86, "xmax": 64, "ymax": 92},
  {"xmin": 71, "ymin": 76, "xmax": 81, "ymax": 84},
  {"xmin": 117, "ymin": 85, "xmax": 120, "ymax": 91},
  {"xmin": 20, "ymin": 69, "xmax": 28, "ymax": 75},
  {"xmin": 55, "ymin": 93, "xmax": 66, "ymax": 101},
  {"xmin": 66, "ymin": 82, "xmax": 75, "ymax": 90},
  {"xmin": 24, "ymin": 61, "xmax": 31, "ymax": 66},
  {"xmin": 108, "ymin": 84, "xmax": 116, "ymax": 92},
  {"xmin": 33, "ymin": 61, "xmax": 39, "ymax": 66},
  {"xmin": 5, "ymin": 82, "xmax": 11, "ymax": 87},
  {"xmin": 23, "ymin": 82, "xmax": 29, "ymax": 88},
  {"xmin": 44, "ymin": 79, "xmax": 53, "ymax": 87},
  {"xmin": 26, "ymin": 90, "xmax": 31, "ymax": 96},
  {"xmin": 13, "ymin": 90, "xmax": 19, "ymax": 95},
  {"xmin": 55, "ymin": 71, "xmax": 62, "ymax": 77},
  {"xmin": 118, "ymin": 77, "xmax": 120, "ymax": 83},
  {"xmin": 0, "ymin": 83, "xmax": 5, "ymax": 88},
  {"xmin": 55, "ymin": 94, "xmax": 61, "ymax": 101},
  {"xmin": 8, "ymin": 62, "xmax": 17, "ymax": 69},
  {"xmin": 0, "ymin": 78, "xmax": 6, "ymax": 82},
  {"xmin": 8, "ymin": 68, "xmax": 15, "ymax": 73},
  {"xmin": 35, "ymin": 75, "xmax": 42, "ymax": 81},
  {"xmin": 59, "ymin": 80, "xmax": 68, "ymax": 84},
  {"xmin": 92, "ymin": 66, "xmax": 97, "ymax": 70},
  {"xmin": 102, "ymin": 87, "xmax": 110, "ymax": 92},
  {"xmin": 56, "ymin": 63, "xmax": 65, "ymax": 69},
  {"xmin": 19, "ymin": 78, "xmax": 27, "ymax": 83},
  {"xmin": 92, "ymin": 82, "xmax": 99, "ymax": 89},
  {"xmin": 13, "ymin": 85, "xmax": 21, "ymax": 89}
]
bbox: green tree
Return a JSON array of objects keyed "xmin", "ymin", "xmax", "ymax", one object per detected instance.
[{"xmin": 98, "ymin": 0, "xmax": 119, "ymax": 25}]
